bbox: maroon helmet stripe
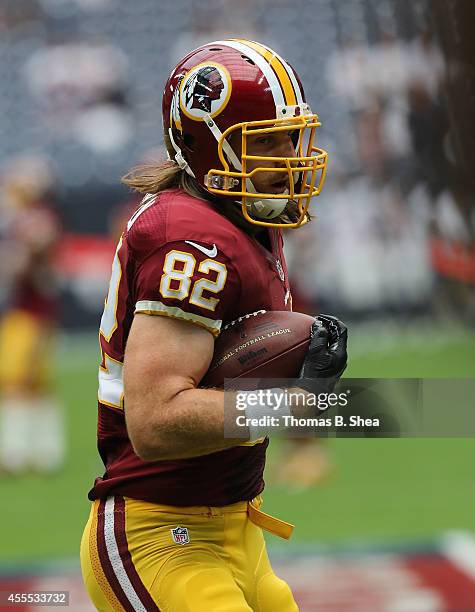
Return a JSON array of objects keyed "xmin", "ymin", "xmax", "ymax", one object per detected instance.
[
  {"xmin": 113, "ymin": 496, "xmax": 161, "ymax": 611},
  {"xmin": 96, "ymin": 499, "xmax": 137, "ymax": 612}
]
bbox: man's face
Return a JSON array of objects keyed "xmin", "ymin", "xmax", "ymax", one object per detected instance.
[{"xmin": 229, "ymin": 129, "xmax": 298, "ymax": 194}]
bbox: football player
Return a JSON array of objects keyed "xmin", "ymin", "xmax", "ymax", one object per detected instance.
[
  {"xmin": 80, "ymin": 39, "xmax": 347, "ymax": 611},
  {"xmin": 0, "ymin": 155, "xmax": 64, "ymax": 474}
]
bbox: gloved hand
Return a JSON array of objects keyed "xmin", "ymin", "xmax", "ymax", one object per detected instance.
[{"xmin": 297, "ymin": 315, "xmax": 348, "ymax": 394}]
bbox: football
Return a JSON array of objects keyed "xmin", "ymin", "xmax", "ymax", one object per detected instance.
[{"xmin": 200, "ymin": 310, "xmax": 314, "ymax": 387}]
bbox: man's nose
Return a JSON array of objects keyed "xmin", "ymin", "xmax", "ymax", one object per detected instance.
[{"xmin": 275, "ymin": 138, "xmax": 297, "ymax": 167}]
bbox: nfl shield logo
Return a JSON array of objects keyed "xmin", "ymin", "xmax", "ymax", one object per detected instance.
[{"xmin": 171, "ymin": 526, "xmax": 190, "ymax": 545}]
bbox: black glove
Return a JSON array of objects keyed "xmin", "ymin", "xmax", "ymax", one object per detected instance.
[{"xmin": 297, "ymin": 314, "xmax": 348, "ymax": 394}]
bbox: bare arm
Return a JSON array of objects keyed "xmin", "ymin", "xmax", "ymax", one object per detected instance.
[{"xmin": 123, "ymin": 313, "xmax": 244, "ymax": 461}]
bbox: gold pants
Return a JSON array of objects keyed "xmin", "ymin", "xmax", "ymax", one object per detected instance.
[
  {"xmin": 0, "ymin": 310, "xmax": 53, "ymax": 393},
  {"xmin": 80, "ymin": 495, "xmax": 297, "ymax": 611}
]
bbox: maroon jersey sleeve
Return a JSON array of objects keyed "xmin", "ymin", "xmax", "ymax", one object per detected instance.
[{"xmin": 128, "ymin": 214, "xmax": 241, "ymax": 337}]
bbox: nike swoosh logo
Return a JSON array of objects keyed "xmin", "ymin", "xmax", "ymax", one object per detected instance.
[{"xmin": 185, "ymin": 240, "xmax": 218, "ymax": 258}]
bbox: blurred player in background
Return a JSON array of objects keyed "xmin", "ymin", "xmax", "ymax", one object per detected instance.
[
  {"xmin": 0, "ymin": 155, "xmax": 64, "ymax": 475},
  {"xmin": 81, "ymin": 40, "xmax": 347, "ymax": 611},
  {"xmin": 274, "ymin": 438, "xmax": 334, "ymax": 489}
]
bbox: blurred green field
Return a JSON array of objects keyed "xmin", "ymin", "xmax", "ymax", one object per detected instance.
[{"xmin": 1, "ymin": 323, "xmax": 474, "ymax": 563}]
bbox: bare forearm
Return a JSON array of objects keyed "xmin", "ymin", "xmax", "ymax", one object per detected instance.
[
  {"xmin": 128, "ymin": 387, "xmax": 246, "ymax": 461},
  {"xmin": 129, "ymin": 386, "xmax": 322, "ymax": 461}
]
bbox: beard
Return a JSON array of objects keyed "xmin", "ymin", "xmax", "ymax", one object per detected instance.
[{"xmin": 275, "ymin": 199, "xmax": 312, "ymax": 225}]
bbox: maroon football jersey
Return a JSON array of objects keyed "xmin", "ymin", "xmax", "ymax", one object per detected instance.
[{"xmin": 89, "ymin": 188, "xmax": 292, "ymax": 506}]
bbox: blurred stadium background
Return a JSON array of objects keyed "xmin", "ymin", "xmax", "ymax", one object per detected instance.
[{"xmin": 0, "ymin": 0, "xmax": 474, "ymax": 610}]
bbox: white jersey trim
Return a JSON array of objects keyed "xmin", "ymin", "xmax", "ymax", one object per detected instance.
[{"xmin": 135, "ymin": 300, "xmax": 222, "ymax": 337}]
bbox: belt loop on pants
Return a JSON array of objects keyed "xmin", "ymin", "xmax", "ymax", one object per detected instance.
[{"xmin": 247, "ymin": 498, "xmax": 294, "ymax": 540}]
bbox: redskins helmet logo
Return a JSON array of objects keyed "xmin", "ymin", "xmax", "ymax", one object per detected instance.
[
  {"xmin": 184, "ymin": 66, "xmax": 223, "ymax": 112},
  {"xmin": 179, "ymin": 62, "xmax": 231, "ymax": 121}
]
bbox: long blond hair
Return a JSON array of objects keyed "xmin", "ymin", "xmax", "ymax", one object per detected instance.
[
  {"xmin": 121, "ymin": 133, "xmax": 203, "ymax": 198},
  {"xmin": 121, "ymin": 135, "xmax": 309, "ymax": 228}
]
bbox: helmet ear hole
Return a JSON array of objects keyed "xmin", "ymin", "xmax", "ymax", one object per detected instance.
[{"xmin": 183, "ymin": 133, "xmax": 196, "ymax": 151}]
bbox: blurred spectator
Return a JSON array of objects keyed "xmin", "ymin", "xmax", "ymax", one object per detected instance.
[
  {"xmin": 39, "ymin": 0, "xmax": 113, "ymax": 11},
  {"xmin": 286, "ymin": 180, "xmax": 433, "ymax": 319},
  {"xmin": 407, "ymin": 81, "xmax": 449, "ymax": 198},
  {"xmin": 0, "ymin": 0, "xmax": 42, "ymax": 30},
  {"xmin": 23, "ymin": 37, "xmax": 133, "ymax": 152},
  {"xmin": 0, "ymin": 154, "xmax": 65, "ymax": 475},
  {"xmin": 285, "ymin": 27, "xmax": 453, "ymax": 320},
  {"xmin": 170, "ymin": 0, "xmax": 263, "ymax": 64}
]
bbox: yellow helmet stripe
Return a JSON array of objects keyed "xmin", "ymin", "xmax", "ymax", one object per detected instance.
[
  {"xmin": 217, "ymin": 39, "xmax": 285, "ymax": 107},
  {"xmin": 259, "ymin": 42, "xmax": 305, "ymax": 106},
  {"xmin": 233, "ymin": 39, "xmax": 298, "ymax": 106}
]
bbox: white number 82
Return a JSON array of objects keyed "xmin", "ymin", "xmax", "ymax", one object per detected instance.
[{"xmin": 160, "ymin": 250, "xmax": 227, "ymax": 311}]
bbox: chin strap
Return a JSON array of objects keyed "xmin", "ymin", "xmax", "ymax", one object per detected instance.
[
  {"xmin": 203, "ymin": 115, "xmax": 242, "ymax": 171},
  {"xmin": 203, "ymin": 114, "xmax": 288, "ymax": 220},
  {"xmin": 168, "ymin": 128, "xmax": 196, "ymax": 178}
]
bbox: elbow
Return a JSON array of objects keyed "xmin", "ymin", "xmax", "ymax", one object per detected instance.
[
  {"xmin": 126, "ymin": 386, "xmax": 193, "ymax": 461},
  {"xmin": 125, "ymin": 395, "xmax": 168, "ymax": 461},
  {"xmin": 127, "ymin": 418, "xmax": 177, "ymax": 462},
  {"xmin": 129, "ymin": 429, "xmax": 170, "ymax": 462},
  {"xmin": 132, "ymin": 438, "xmax": 161, "ymax": 462},
  {"xmin": 126, "ymin": 388, "xmax": 192, "ymax": 461}
]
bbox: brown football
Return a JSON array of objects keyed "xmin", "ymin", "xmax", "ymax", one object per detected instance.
[{"xmin": 200, "ymin": 310, "xmax": 314, "ymax": 388}]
